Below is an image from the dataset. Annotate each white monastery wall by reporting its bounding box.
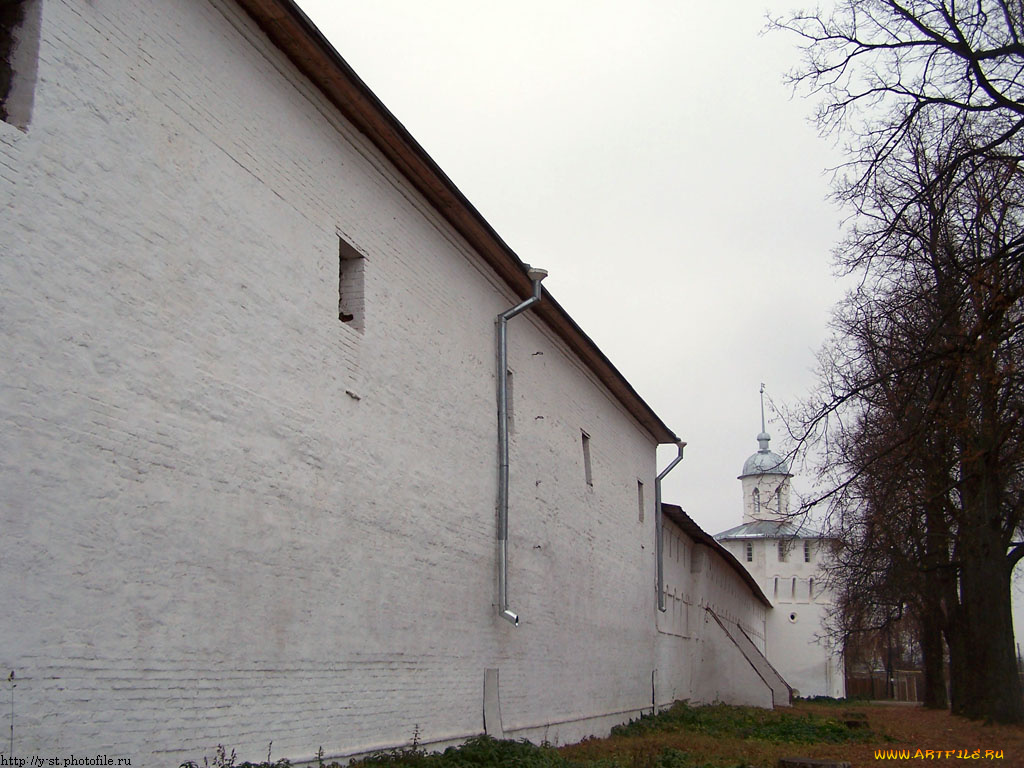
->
[691,613,774,709]
[694,545,767,655]
[654,520,697,706]
[0,0,677,763]
[690,545,772,707]
[719,537,844,698]
[656,519,771,708]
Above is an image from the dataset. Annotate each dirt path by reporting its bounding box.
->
[806,702,1024,767]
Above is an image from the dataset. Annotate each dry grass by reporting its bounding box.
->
[557,701,1024,768]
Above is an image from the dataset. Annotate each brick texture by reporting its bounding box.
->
[0,0,772,764]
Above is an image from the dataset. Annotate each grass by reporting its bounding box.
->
[341,703,872,768]
[560,701,873,768]
[182,700,1024,768]
[607,701,873,744]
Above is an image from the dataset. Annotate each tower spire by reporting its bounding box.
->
[760,382,766,433]
[757,383,770,452]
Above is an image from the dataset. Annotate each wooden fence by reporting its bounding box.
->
[845,669,923,702]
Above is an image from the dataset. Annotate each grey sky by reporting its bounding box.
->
[294,0,848,535]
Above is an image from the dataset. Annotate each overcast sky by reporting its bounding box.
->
[293,0,849,535]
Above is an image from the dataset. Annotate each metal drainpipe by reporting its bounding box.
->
[495,265,548,625]
[655,440,686,612]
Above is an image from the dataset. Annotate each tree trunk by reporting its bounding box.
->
[945,615,969,717]
[919,605,948,709]
[956,555,1020,720]
[954,465,1023,722]
[920,496,952,709]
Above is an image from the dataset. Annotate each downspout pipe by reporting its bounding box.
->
[495,265,548,625]
[655,440,686,612]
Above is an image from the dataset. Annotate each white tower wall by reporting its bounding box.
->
[716,393,845,700]
[741,474,791,522]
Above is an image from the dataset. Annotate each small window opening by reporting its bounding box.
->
[773,576,778,598]
[752,487,760,516]
[338,236,365,332]
[778,540,788,562]
[809,577,815,598]
[581,431,592,486]
[745,542,752,562]
[791,577,796,598]
[637,480,644,522]
[1,0,41,130]
[804,540,811,562]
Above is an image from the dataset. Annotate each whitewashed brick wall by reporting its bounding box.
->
[718,536,845,698]
[0,0,772,764]
[656,521,771,709]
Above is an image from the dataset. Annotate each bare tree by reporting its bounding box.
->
[772,0,1024,721]
[772,1,1024,197]
[797,116,1024,720]
[824,398,954,709]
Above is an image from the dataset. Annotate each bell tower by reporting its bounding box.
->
[739,384,792,522]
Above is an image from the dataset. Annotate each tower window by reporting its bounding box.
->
[778,540,788,562]
[804,540,811,562]
[1,0,41,130]
[637,480,644,522]
[338,236,365,332]
[745,542,752,562]
[752,487,760,516]
[581,431,592,486]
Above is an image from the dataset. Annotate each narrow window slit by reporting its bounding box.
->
[581,431,592,486]
[0,0,41,130]
[338,236,365,332]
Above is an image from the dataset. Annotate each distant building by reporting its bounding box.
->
[715,392,845,698]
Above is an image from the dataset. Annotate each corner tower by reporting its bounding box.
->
[715,385,845,699]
